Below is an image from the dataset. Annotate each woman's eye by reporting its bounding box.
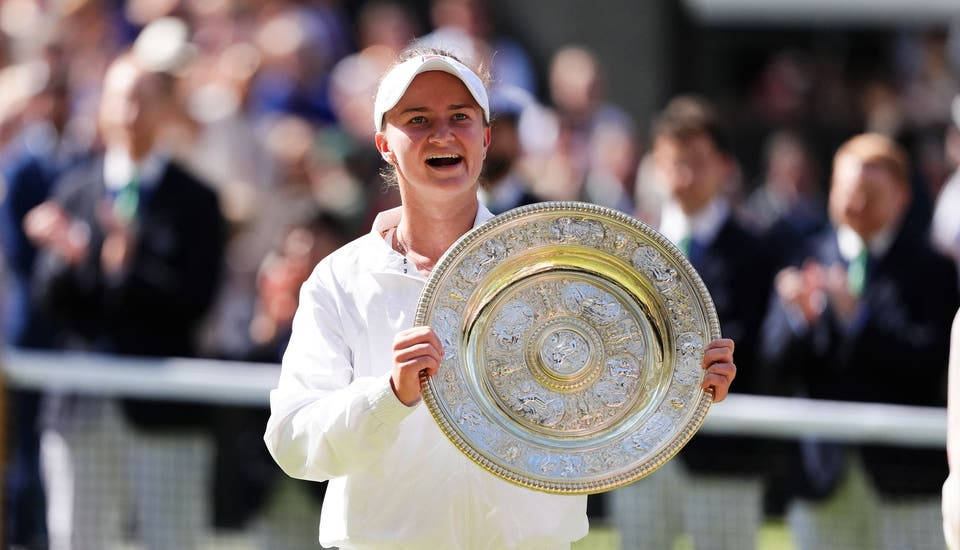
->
[452,113,469,121]
[410,116,427,124]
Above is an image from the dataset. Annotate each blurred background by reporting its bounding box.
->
[0,0,958,549]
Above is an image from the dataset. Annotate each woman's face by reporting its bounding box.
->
[375,71,490,199]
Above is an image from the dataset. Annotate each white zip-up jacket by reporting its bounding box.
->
[264,206,589,550]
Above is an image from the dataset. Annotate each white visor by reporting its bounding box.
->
[373,54,490,132]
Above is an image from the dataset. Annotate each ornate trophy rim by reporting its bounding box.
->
[416,201,720,495]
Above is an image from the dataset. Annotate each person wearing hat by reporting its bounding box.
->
[263,46,738,549]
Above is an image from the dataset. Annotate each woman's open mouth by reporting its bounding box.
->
[426,154,463,168]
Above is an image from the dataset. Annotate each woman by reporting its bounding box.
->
[263,47,737,549]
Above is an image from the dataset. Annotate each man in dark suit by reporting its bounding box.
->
[761,133,958,550]
[25,50,225,550]
[611,95,776,550]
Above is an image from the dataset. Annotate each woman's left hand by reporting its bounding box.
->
[701,338,736,402]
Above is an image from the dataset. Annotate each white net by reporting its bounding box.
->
[2,349,949,550]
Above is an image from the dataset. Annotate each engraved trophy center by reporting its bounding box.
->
[540,328,590,376]
[524,315,605,394]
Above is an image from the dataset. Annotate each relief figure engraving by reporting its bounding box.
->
[509,381,565,427]
[434,307,460,358]
[562,282,622,325]
[549,217,605,246]
[491,301,535,351]
[458,238,507,283]
[540,329,590,375]
[632,246,678,293]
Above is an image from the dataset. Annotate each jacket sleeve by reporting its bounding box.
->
[263,264,415,482]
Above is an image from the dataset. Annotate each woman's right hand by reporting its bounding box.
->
[391,326,444,406]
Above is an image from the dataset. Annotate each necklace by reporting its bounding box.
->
[394,227,435,275]
[393,227,409,256]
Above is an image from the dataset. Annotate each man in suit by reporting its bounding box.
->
[762,133,959,550]
[611,95,776,549]
[25,50,225,550]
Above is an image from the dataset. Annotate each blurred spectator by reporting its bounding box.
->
[246,0,353,124]
[478,85,542,214]
[331,0,419,144]
[611,95,776,550]
[761,133,958,550]
[327,1,422,231]
[0,40,85,550]
[581,119,639,213]
[741,129,827,268]
[748,51,814,129]
[526,45,635,205]
[547,45,632,135]
[932,96,960,268]
[25,50,225,549]
[419,0,537,95]
[633,150,668,226]
[214,209,346,549]
[248,211,346,362]
[861,79,904,138]
[44,0,129,135]
[895,29,959,131]
[131,14,282,361]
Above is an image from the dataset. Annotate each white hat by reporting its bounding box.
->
[373,54,489,132]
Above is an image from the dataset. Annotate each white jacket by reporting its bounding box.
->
[945,308,960,550]
[264,206,589,550]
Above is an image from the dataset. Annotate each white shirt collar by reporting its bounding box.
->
[836,224,896,262]
[369,204,494,278]
[103,148,166,192]
[659,198,729,246]
[371,204,494,239]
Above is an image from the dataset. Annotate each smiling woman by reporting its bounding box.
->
[371,50,493,277]
[373,49,491,189]
[262,44,737,550]
[263,47,596,550]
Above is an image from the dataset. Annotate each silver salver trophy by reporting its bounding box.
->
[416,202,721,495]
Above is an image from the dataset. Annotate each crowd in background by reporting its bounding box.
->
[0,0,958,549]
